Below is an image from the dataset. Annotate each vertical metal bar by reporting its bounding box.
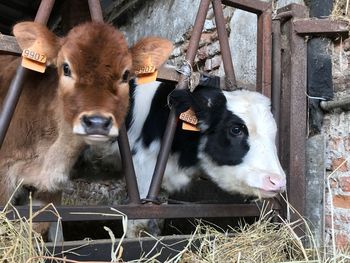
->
[117,125,140,204]
[87,0,104,22]
[87,0,140,204]
[0,67,29,147]
[256,6,272,97]
[34,0,56,24]
[272,11,293,153]
[0,0,56,149]
[272,19,281,149]
[146,0,211,201]
[271,19,283,222]
[212,0,236,89]
[278,4,308,221]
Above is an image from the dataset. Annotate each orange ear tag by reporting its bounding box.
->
[21,49,47,73]
[182,122,200,131]
[136,70,158,85]
[135,55,158,84]
[179,108,200,132]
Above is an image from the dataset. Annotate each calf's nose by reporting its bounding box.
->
[81,115,112,135]
[262,174,286,192]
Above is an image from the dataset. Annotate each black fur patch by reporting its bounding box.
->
[135,76,250,168]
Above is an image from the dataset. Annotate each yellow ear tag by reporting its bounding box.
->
[136,70,158,85]
[135,55,158,84]
[179,108,200,132]
[21,49,47,73]
[182,122,200,131]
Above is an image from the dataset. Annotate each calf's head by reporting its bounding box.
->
[171,76,286,198]
[14,22,172,144]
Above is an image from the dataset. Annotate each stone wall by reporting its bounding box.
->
[323,40,350,249]
[118,0,263,86]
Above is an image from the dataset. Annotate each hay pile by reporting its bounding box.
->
[0,205,52,263]
[177,221,312,262]
[1,185,350,262]
[166,213,317,263]
[332,0,350,23]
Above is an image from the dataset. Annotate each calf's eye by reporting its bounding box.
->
[62,63,71,77]
[122,70,130,83]
[230,125,246,136]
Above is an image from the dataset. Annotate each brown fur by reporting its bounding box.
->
[0,22,173,209]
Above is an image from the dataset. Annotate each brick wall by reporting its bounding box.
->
[168,5,234,78]
[323,40,350,249]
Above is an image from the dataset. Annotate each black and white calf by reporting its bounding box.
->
[126,75,286,201]
[79,75,286,236]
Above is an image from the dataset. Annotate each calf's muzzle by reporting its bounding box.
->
[81,115,112,136]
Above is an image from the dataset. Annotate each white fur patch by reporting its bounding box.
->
[128,81,160,146]
[132,139,193,197]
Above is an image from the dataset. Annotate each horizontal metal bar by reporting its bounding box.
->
[0,35,21,54]
[47,235,193,261]
[294,19,349,37]
[222,0,269,14]
[320,97,350,111]
[4,203,281,222]
[157,64,180,83]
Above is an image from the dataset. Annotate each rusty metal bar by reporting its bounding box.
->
[117,125,140,204]
[145,0,211,202]
[294,19,349,37]
[87,0,140,204]
[87,0,104,22]
[47,235,191,261]
[222,0,269,14]
[320,97,350,111]
[212,0,236,89]
[34,0,56,24]
[0,0,55,149]
[278,4,308,220]
[271,19,283,218]
[6,203,280,221]
[256,5,272,97]
[272,19,281,146]
[157,64,180,83]
[0,67,29,147]
[0,35,21,54]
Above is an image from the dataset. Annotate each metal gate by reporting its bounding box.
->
[0,0,348,260]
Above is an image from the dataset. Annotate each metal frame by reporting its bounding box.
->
[4,0,346,232]
[0,0,278,222]
[1,0,348,259]
[144,0,274,206]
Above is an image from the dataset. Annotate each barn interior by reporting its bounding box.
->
[0,0,259,241]
[1,0,349,261]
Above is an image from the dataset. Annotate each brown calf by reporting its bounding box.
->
[0,22,172,207]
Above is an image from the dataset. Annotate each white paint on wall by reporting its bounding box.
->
[275,0,305,9]
[120,0,201,45]
[229,9,257,85]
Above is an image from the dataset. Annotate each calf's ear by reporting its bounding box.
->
[168,89,192,116]
[130,37,173,71]
[13,22,60,65]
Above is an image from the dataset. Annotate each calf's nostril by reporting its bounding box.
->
[269,177,277,186]
[103,117,112,129]
[81,115,113,132]
[82,115,92,128]
[268,175,285,190]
